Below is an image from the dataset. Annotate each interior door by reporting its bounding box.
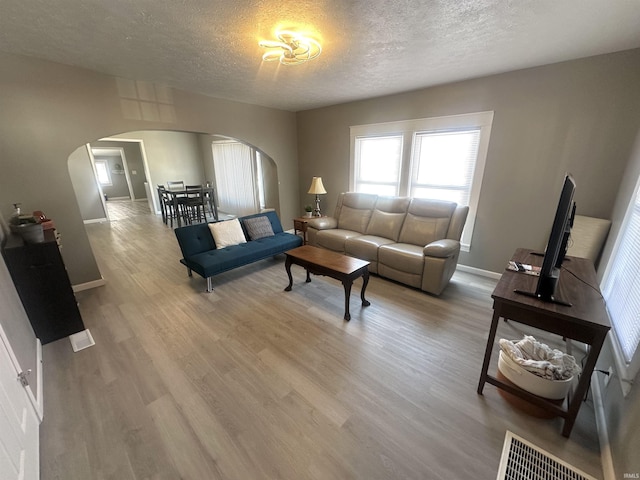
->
[0,326,39,480]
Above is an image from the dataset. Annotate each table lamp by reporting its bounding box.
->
[307,177,327,217]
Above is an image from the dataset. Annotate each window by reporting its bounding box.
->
[350,112,494,250]
[410,129,480,206]
[354,135,403,195]
[212,141,263,216]
[94,160,112,186]
[601,174,640,386]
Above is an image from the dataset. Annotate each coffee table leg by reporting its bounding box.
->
[306,269,311,283]
[284,256,293,291]
[361,269,371,307]
[342,279,352,321]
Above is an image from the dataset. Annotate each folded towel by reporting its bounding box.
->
[499,335,581,380]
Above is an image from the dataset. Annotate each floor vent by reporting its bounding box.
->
[497,431,597,480]
[69,329,95,352]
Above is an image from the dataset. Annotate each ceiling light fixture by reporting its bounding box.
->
[259,30,322,65]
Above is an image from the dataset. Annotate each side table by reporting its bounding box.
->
[293,216,313,244]
[477,248,610,437]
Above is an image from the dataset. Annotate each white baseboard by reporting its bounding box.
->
[456,263,502,280]
[591,371,616,480]
[72,277,107,292]
[83,218,108,224]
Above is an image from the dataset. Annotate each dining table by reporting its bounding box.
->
[165,186,218,227]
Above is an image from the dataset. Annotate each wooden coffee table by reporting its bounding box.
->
[284,245,371,321]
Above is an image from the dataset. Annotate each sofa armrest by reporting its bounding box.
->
[307,217,338,230]
[423,239,459,258]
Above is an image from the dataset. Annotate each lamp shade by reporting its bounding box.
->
[307,177,327,195]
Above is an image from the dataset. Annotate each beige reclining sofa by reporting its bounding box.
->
[306,192,469,295]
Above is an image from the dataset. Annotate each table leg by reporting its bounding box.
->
[305,269,311,283]
[342,279,353,321]
[477,309,501,394]
[561,332,607,437]
[361,269,371,307]
[284,256,293,291]
[173,196,182,227]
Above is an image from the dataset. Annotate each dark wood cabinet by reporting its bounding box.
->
[2,229,85,344]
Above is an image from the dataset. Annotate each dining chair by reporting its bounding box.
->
[184,185,206,224]
[157,185,168,224]
[167,180,185,191]
[203,184,218,221]
[158,185,182,227]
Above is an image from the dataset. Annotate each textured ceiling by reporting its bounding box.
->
[1,0,639,112]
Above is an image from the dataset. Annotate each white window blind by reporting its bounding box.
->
[602,178,640,377]
[354,135,403,195]
[212,142,259,217]
[410,129,480,206]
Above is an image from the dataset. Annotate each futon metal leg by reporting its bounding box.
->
[206,277,213,292]
[187,268,192,277]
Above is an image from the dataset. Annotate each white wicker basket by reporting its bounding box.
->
[498,351,573,400]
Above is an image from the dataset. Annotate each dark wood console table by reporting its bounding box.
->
[477,248,610,437]
[2,230,86,344]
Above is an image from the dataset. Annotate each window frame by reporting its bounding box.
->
[601,173,640,392]
[349,111,494,251]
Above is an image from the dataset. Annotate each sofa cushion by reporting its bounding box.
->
[345,235,395,267]
[336,192,377,233]
[209,219,247,249]
[338,206,373,233]
[242,215,275,240]
[378,243,425,275]
[316,229,363,253]
[398,199,456,246]
[366,210,406,241]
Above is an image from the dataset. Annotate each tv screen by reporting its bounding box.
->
[516,174,576,306]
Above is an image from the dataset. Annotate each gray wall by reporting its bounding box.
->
[296,49,640,274]
[68,146,106,222]
[0,51,299,287]
[94,154,130,199]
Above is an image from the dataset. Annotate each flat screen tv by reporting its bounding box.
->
[515,174,576,306]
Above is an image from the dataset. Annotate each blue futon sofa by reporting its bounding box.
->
[174,211,303,292]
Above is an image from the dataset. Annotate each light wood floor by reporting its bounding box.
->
[105,198,153,221]
[40,201,603,479]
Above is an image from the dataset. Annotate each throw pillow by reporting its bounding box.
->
[208,219,247,249]
[243,215,275,240]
